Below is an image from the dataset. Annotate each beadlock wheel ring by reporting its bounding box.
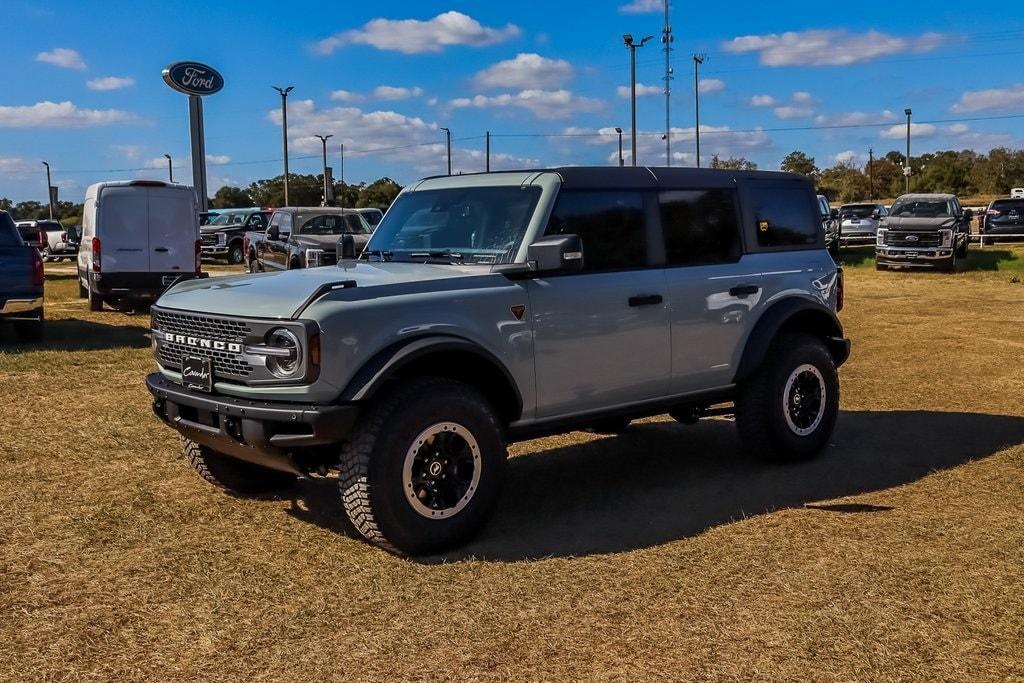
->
[782,364,826,437]
[402,422,482,519]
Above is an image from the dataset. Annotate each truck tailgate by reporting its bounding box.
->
[0,245,38,300]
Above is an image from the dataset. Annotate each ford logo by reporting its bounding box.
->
[905,235,919,242]
[162,61,224,97]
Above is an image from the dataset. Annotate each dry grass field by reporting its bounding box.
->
[2,251,1023,681]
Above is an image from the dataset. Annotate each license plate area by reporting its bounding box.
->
[162,275,181,286]
[182,356,213,392]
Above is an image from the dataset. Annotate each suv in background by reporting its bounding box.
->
[250,207,372,271]
[817,194,840,260]
[147,167,849,555]
[876,193,971,271]
[839,203,887,243]
[200,208,272,264]
[981,198,1024,243]
[0,211,45,340]
[355,207,385,230]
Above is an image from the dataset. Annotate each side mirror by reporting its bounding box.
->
[266,225,279,241]
[337,234,357,260]
[829,208,840,220]
[871,210,880,220]
[527,235,584,273]
[963,208,974,221]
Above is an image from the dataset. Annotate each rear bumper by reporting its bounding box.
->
[146,372,358,475]
[0,296,43,317]
[91,271,207,299]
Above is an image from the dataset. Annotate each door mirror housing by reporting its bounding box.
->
[266,225,279,241]
[962,208,974,221]
[829,208,840,220]
[527,235,584,273]
[871,210,881,220]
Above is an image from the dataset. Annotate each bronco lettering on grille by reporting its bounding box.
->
[163,332,241,354]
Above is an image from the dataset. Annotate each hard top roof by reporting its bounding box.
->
[413,166,808,190]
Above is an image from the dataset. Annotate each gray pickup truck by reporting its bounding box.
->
[147,167,850,555]
[876,193,971,271]
[249,207,372,272]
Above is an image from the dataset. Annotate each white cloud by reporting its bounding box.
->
[36,47,86,70]
[619,0,662,13]
[473,53,574,90]
[0,101,139,128]
[792,91,815,104]
[452,89,603,119]
[698,79,726,94]
[372,86,424,101]
[833,150,859,165]
[111,144,141,159]
[880,122,937,139]
[313,11,521,55]
[947,123,970,135]
[206,154,231,165]
[617,83,662,98]
[749,94,778,107]
[950,84,1024,113]
[723,30,946,67]
[774,106,814,119]
[330,90,363,103]
[814,110,896,126]
[86,76,135,91]
[0,157,35,177]
[570,124,771,166]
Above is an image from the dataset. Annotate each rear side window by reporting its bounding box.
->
[546,190,646,271]
[659,189,741,266]
[750,186,820,248]
[0,213,20,246]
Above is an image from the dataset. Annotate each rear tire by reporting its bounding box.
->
[180,437,296,496]
[735,333,839,462]
[87,285,103,311]
[338,377,507,555]
[14,309,44,342]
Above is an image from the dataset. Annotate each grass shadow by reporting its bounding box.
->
[0,317,150,353]
[838,246,877,269]
[961,249,1024,272]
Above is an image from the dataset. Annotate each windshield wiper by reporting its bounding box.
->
[409,250,465,264]
[362,249,393,262]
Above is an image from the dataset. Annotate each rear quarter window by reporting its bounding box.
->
[748,185,821,249]
[0,214,21,246]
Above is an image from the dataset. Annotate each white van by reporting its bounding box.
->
[1011,187,1024,198]
[78,181,204,311]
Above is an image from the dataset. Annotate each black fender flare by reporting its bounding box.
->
[733,298,850,384]
[339,335,524,420]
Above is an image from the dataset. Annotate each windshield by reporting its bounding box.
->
[209,213,247,226]
[841,204,878,218]
[297,213,371,236]
[363,186,542,264]
[889,199,953,218]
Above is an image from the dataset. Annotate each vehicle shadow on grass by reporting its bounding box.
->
[962,249,1023,272]
[0,318,150,353]
[283,410,1024,562]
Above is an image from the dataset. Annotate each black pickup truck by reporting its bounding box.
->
[200,208,272,264]
[0,210,44,340]
[249,207,372,271]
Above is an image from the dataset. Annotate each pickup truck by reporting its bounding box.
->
[200,208,272,264]
[1,210,44,340]
[249,207,372,272]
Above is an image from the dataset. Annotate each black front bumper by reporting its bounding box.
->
[147,372,358,474]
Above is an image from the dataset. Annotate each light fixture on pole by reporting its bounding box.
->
[615,127,624,167]
[163,154,173,183]
[314,134,333,206]
[624,33,654,168]
[904,108,913,193]
[440,127,452,176]
[41,161,53,220]
[693,53,706,168]
[272,85,294,206]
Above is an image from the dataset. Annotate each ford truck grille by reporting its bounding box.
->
[153,310,253,378]
[884,231,941,247]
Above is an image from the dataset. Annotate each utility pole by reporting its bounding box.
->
[486,131,491,172]
[904,108,912,193]
[314,134,333,206]
[340,143,345,196]
[440,127,452,175]
[624,34,654,167]
[272,86,294,205]
[41,161,53,220]
[662,0,674,166]
[868,148,874,200]
[615,127,624,167]
[163,154,174,183]
[693,54,706,168]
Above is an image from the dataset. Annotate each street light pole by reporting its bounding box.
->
[624,34,654,167]
[314,134,333,206]
[868,148,874,200]
[662,0,673,166]
[615,127,624,167]
[904,108,912,193]
[340,143,345,207]
[440,127,452,175]
[163,154,173,183]
[273,86,294,205]
[693,54,706,168]
[41,161,53,220]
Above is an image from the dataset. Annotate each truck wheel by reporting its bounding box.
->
[14,309,44,342]
[228,243,245,265]
[338,377,507,555]
[940,253,957,273]
[180,437,296,496]
[87,285,103,312]
[956,241,968,259]
[735,333,839,462]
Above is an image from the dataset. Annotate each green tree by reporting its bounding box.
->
[211,186,254,209]
[247,174,324,207]
[818,163,870,203]
[780,150,818,177]
[332,181,362,208]
[864,156,902,200]
[357,177,402,208]
[11,200,46,220]
[0,198,13,212]
[709,155,757,170]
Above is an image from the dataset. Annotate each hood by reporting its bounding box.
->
[883,216,956,231]
[200,224,237,234]
[157,261,498,319]
[291,233,371,250]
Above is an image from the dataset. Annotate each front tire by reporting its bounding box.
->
[338,377,507,555]
[228,242,245,265]
[181,437,296,496]
[735,333,839,462]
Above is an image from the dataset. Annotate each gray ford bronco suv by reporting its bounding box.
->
[147,167,850,555]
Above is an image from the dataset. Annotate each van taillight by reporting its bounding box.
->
[195,239,202,274]
[31,249,44,287]
[836,268,845,313]
[92,237,101,272]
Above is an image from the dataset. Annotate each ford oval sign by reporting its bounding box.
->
[162,61,224,97]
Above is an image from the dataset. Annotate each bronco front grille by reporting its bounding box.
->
[884,231,941,247]
[153,310,254,378]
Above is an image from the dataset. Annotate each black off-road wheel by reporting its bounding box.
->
[180,436,296,496]
[338,377,507,555]
[735,333,839,462]
[14,309,44,342]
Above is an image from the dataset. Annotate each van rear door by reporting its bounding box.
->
[97,186,149,272]
[148,186,196,273]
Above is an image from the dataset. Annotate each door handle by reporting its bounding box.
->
[154,247,169,253]
[729,284,759,297]
[628,294,663,307]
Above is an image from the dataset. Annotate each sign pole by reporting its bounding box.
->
[188,95,208,211]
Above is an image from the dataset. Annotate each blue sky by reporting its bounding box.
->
[3,0,1023,202]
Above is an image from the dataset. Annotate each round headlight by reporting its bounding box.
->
[265,328,302,378]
